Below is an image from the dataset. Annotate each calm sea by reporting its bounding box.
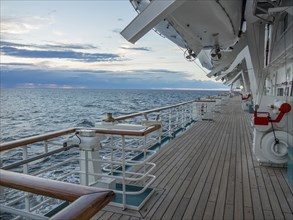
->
[0,89,222,142]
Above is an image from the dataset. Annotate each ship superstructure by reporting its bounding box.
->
[1,1,293,219]
[122,0,293,165]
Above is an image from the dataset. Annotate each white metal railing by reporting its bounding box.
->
[0,97,222,218]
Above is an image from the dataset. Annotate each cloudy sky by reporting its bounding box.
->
[1,0,227,89]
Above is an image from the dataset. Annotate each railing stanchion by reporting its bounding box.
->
[184,104,187,127]
[181,105,184,129]
[110,136,114,176]
[0,160,3,196]
[121,135,126,210]
[169,108,172,137]
[85,151,89,186]
[22,145,30,213]
[190,103,192,123]
[80,149,89,186]
[44,141,48,154]
[143,136,147,185]
[176,107,179,131]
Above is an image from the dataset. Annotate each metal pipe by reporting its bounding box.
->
[121,135,126,210]
[1,145,76,170]
[0,205,48,220]
[22,146,30,212]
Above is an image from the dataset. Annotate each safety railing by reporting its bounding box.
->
[0,126,160,215]
[0,97,221,217]
[112,99,217,138]
[0,169,114,220]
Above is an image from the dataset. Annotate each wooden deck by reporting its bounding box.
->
[92,97,293,220]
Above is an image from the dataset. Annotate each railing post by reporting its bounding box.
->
[44,141,49,162]
[80,150,89,186]
[212,103,215,120]
[110,136,114,176]
[143,136,147,185]
[0,160,3,197]
[22,145,30,213]
[184,104,187,127]
[190,103,193,123]
[181,105,184,128]
[121,135,126,210]
[143,113,148,121]
[44,141,48,154]
[176,107,179,130]
[22,146,28,174]
[169,108,172,137]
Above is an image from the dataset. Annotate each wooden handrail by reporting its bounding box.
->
[0,125,161,152]
[0,128,77,151]
[88,124,161,137]
[0,169,114,220]
[50,192,113,220]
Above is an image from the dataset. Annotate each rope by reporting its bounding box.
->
[268,116,279,144]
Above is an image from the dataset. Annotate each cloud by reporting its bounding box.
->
[17,83,85,89]
[1,62,34,67]
[41,43,98,50]
[1,41,98,50]
[0,67,228,90]
[1,41,121,63]
[120,46,152,52]
[1,15,53,35]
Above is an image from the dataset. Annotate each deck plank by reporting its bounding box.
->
[97,97,293,220]
[118,215,131,220]
[91,211,105,220]
[268,169,292,214]
[99,212,113,220]
[225,115,236,206]
[261,167,285,219]
[109,213,122,220]
[242,116,264,220]
[240,117,253,210]
[213,115,234,219]
[274,169,293,212]
[129,217,140,220]
[235,114,244,220]
[141,124,214,218]
[203,201,216,220]
[192,116,230,219]
[151,123,217,219]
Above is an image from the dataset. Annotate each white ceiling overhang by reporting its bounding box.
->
[121,0,186,44]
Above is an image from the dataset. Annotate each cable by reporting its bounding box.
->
[177,45,209,76]
[75,133,82,145]
[269,116,280,145]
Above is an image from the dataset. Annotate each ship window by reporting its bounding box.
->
[277,88,284,96]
